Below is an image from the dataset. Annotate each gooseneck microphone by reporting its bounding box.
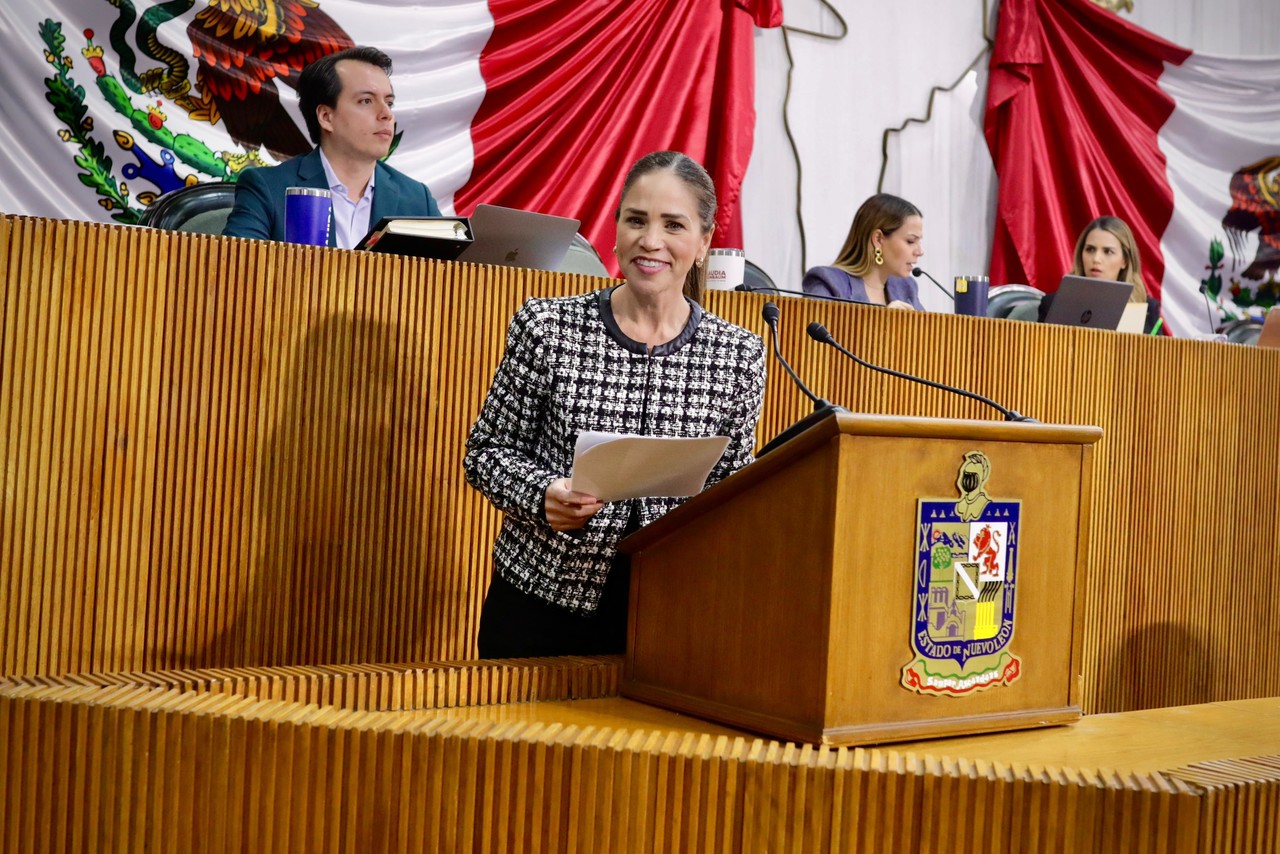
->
[912,267,954,302]
[757,303,847,456]
[737,283,867,306]
[806,321,1038,423]
[1197,278,1218,333]
[741,275,953,308]
[762,302,827,410]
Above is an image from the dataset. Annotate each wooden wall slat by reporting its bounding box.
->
[3,216,1279,720]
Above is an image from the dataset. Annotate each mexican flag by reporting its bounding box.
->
[984,0,1280,337]
[0,0,782,272]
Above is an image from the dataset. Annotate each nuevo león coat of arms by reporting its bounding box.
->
[901,451,1022,696]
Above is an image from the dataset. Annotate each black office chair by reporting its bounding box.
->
[138,181,238,235]
[987,284,1044,321]
[557,232,612,277]
[1221,317,1263,345]
[741,259,778,294]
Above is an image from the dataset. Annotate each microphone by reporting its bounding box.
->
[736,283,868,306]
[806,321,1038,423]
[1197,279,1218,333]
[756,303,847,457]
[762,302,827,411]
[913,267,954,302]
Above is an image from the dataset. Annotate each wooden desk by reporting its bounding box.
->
[2,659,1276,852]
[431,694,1280,778]
[3,214,1279,724]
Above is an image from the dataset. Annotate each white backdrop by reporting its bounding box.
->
[741,0,1280,311]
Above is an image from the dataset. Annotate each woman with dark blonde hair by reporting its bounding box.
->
[802,193,926,310]
[464,151,766,658]
[1070,215,1144,290]
[1041,215,1161,332]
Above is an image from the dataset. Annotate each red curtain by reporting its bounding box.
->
[455,0,782,274]
[983,0,1190,295]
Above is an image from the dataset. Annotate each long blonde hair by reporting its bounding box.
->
[1071,216,1146,303]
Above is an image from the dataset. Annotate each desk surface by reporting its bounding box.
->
[6,660,1278,852]
[426,694,1280,775]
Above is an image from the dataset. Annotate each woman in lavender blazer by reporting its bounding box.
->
[802,193,926,311]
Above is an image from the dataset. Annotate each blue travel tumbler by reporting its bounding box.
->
[284,187,333,246]
[953,275,991,317]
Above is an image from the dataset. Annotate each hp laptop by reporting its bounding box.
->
[454,204,580,271]
[1041,274,1133,331]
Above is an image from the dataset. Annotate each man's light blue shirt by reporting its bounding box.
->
[319,148,376,250]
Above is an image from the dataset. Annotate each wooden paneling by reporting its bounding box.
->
[2,662,1278,853]
[0,216,601,675]
[3,216,1279,720]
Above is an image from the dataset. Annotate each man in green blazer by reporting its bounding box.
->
[223,46,440,248]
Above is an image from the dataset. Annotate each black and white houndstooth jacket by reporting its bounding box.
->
[464,287,766,615]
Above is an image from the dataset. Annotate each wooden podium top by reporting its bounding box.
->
[823,412,1103,444]
[621,410,1102,554]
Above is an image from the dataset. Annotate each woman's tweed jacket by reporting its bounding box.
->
[464,287,766,615]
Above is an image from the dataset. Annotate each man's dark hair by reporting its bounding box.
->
[297,46,393,146]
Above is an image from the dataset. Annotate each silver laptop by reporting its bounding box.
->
[1042,274,1133,330]
[454,204,580,271]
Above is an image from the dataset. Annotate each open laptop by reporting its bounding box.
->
[454,204,580,271]
[1041,274,1133,331]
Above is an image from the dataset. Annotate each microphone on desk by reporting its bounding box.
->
[1197,278,1219,333]
[757,303,847,457]
[763,302,830,411]
[740,276,952,309]
[913,267,954,303]
[736,283,867,306]
[805,321,1038,423]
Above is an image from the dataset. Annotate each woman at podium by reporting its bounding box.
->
[464,151,766,659]
[801,193,926,310]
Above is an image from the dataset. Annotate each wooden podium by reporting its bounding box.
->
[620,412,1102,746]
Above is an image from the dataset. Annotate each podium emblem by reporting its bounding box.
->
[902,451,1023,696]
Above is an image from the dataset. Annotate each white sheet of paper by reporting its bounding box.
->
[1117,301,1147,334]
[569,431,730,502]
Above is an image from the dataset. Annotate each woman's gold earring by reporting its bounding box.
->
[696,257,704,268]
[874,247,884,265]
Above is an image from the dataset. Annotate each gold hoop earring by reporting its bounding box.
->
[874,247,884,265]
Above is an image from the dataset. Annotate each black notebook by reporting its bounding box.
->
[356,216,473,261]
